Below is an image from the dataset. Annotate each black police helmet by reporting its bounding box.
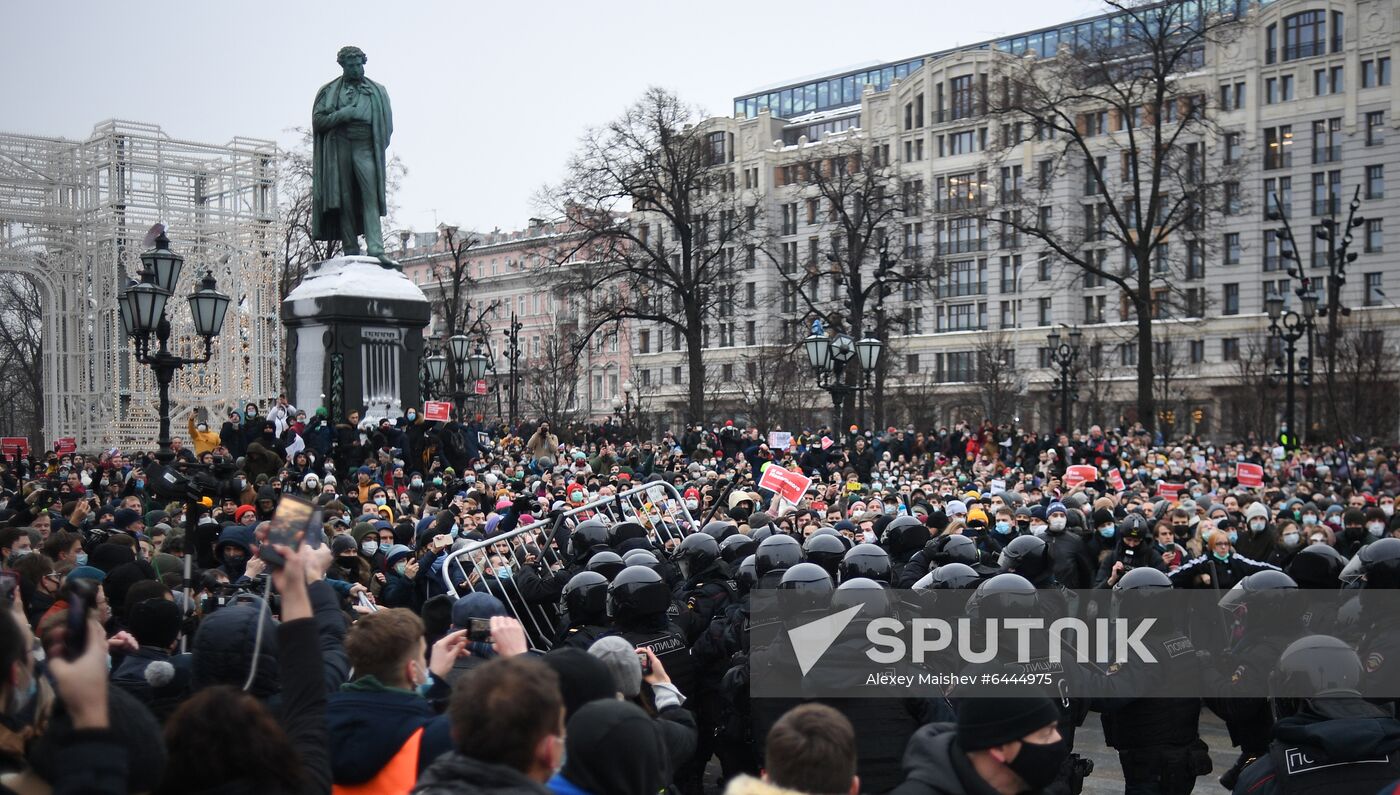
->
[1287,543,1348,589]
[562,570,609,625]
[586,550,626,581]
[778,562,834,593]
[803,532,848,578]
[882,515,929,553]
[622,548,659,567]
[969,572,1038,619]
[606,565,671,623]
[702,521,740,542]
[830,576,893,617]
[1269,634,1364,720]
[933,562,982,589]
[567,519,609,564]
[838,543,892,585]
[1342,536,1400,588]
[755,534,804,578]
[735,554,758,595]
[673,532,720,580]
[997,535,1051,580]
[1114,566,1172,590]
[719,533,757,566]
[607,521,647,548]
[926,533,978,567]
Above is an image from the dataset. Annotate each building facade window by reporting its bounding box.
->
[1282,11,1326,61]
[1223,283,1240,315]
[1224,233,1241,265]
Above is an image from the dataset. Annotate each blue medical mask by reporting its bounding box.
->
[1227,531,1238,543]
[374,496,387,506]
[495,564,512,580]
[994,520,1012,535]
[1098,525,1116,539]
[75,552,88,567]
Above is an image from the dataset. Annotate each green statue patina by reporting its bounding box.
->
[311,46,396,269]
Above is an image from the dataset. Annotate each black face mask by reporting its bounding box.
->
[1005,736,1070,790]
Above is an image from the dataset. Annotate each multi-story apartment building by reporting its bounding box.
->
[632,0,1398,440]
[400,219,632,424]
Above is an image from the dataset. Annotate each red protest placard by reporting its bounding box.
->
[53,438,77,455]
[1237,462,1265,488]
[820,437,833,450]
[759,463,812,505]
[474,379,488,396]
[1157,482,1185,500]
[423,401,452,422]
[0,438,28,460]
[1064,465,1098,488]
[1107,469,1125,492]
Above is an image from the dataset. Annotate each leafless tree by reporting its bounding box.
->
[972,330,1026,425]
[1331,318,1399,443]
[1223,333,1280,443]
[734,345,822,433]
[763,136,936,429]
[425,224,503,390]
[985,0,1244,432]
[0,274,43,441]
[889,369,944,430]
[539,87,749,424]
[523,322,582,427]
[1149,331,1195,437]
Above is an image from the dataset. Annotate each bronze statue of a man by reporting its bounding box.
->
[311,46,395,268]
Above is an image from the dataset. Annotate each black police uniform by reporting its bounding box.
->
[1232,699,1400,794]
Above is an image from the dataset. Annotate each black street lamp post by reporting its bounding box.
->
[1266,286,1318,449]
[447,333,472,419]
[801,320,882,446]
[1046,325,1082,435]
[423,347,447,402]
[1269,186,1366,441]
[118,230,231,463]
[503,313,522,430]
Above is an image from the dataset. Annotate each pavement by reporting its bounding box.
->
[1075,711,1240,794]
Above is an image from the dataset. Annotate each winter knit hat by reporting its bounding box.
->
[588,635,642,698]
[957,696,1060,750]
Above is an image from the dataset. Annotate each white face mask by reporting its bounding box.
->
[1249,519,1267,532]
[1030,523,1047,536]
[360,539,379,556]
[1048,517,1067,531]
[1281,531,1301,548]
[1384,504,1395,517]
[1368,522,1386,538]
[862,530,877,543]
[684,499,698,511]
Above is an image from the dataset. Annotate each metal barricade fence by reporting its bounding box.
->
[439,481,699,649]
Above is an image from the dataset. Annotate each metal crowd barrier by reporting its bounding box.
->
[439,481,699,649]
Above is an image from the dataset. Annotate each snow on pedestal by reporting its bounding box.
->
[281,256,430,422]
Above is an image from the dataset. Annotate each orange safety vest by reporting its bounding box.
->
[332,727,423,795]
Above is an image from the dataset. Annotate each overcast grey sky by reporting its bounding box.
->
[4,0,1101,234]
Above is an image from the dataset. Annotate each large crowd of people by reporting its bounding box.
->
[4,397,1400,794]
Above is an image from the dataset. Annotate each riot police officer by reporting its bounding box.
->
[555,570,612,649]
[672,532,738,644]
[1199,569,1302,789]
[1097,567,1211,794]
[1232,635,1400,793]
[607,564,695,696]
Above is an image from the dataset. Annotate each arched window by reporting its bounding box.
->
[1282,10,1326,61]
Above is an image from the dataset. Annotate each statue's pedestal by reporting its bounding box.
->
[281,256,430,423]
